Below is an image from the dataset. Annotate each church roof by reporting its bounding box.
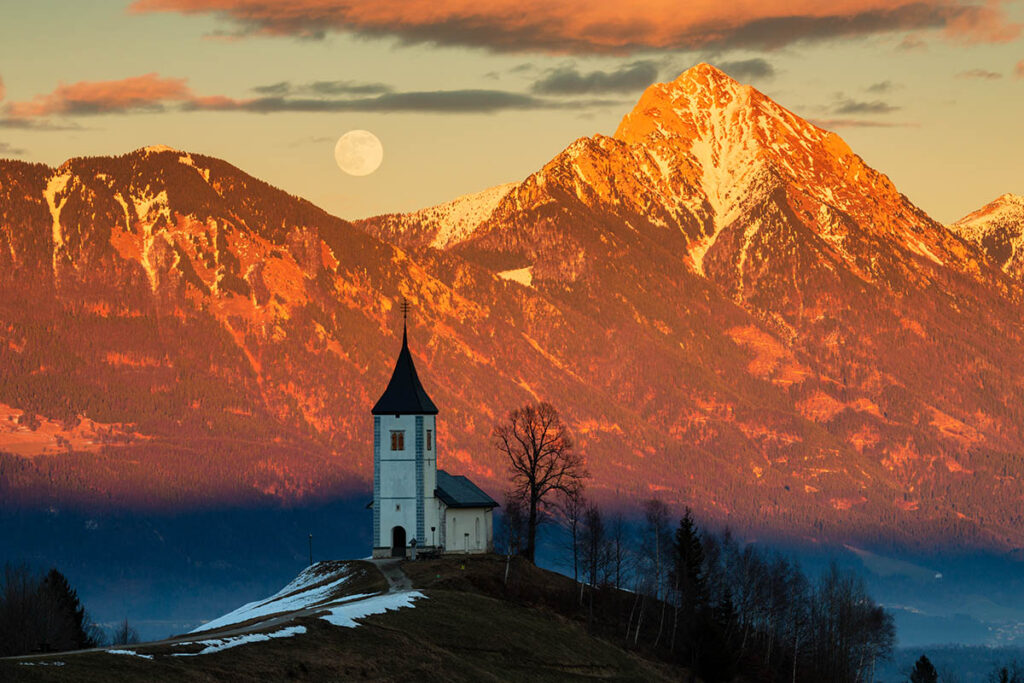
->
[435,470,499,509]
[371,326,438,416]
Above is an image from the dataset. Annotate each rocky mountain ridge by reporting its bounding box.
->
[949,193,1024,279]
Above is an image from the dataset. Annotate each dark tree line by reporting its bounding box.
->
[501,495,896,682]
[907,652,1024,683]
[0,564,101,656]
[495,402,895,681]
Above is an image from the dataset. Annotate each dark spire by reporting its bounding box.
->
[371,300,438,416]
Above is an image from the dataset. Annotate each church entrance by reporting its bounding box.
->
[391,526,406,558]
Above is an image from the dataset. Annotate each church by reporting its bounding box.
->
[370,317,498,559]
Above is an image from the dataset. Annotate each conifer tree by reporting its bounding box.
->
[910,654,939,683]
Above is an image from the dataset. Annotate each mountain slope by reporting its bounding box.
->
[3,66,1024,551]
[949,193,1024,279]
[359,182,517,250]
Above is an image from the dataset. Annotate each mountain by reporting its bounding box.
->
[361,64,1024,550]
[949,193,1024,279]
[3,66,1024,553]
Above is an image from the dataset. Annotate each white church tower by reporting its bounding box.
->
[371,311,440,558]
[371,305,498,559]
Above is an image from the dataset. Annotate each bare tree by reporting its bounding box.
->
[609,511,628,590]
[111,618,139,646]
[494,402,588,563]
[559,487,586,595]
[987,662,1023,683]
[642,498,672,648]
[581,503,607,589]
[500,492,528,585]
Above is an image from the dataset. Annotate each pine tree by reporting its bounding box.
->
[39,568,98,651]
[910,654,939,683]
[0,564,98,656]
[669,508,708,660]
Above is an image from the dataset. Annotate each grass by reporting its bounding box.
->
[0,556,679,682]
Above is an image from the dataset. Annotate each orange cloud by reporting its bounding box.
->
[5,74,614,118]
[129,0,1021,52]
[6,73,192,117]
[1017,59,1024,78]
[943,1,1021,42]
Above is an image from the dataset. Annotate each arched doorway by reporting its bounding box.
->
[391,526,406,558]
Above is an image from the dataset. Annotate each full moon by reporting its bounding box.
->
[334,130,383,177]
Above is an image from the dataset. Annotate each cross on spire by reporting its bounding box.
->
[401,298,410,332]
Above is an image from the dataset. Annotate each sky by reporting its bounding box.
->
[0,0,1021,224]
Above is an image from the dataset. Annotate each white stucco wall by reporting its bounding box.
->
[443,507,493,554]
[374,413,438,556]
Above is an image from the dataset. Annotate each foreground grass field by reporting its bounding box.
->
[0,556,678,682]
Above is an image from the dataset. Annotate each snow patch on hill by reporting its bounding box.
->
[133,189,170,227]
[43,171,72,268]
[320,591,425,627]
[173,626,307,656]
[188,560,425,651]
[191,563,357,633]
[178,153,211,182]
[497,266,533,287]
[108,649,155,660]
[140,145,180,155]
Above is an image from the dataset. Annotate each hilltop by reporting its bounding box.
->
[0,558,676,682]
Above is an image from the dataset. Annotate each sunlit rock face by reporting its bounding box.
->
[949,194,1024,279]
[3,68,1024,554]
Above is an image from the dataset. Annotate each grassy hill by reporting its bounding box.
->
[0,556,679,682]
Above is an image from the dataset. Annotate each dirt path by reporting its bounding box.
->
[368,559,412,592]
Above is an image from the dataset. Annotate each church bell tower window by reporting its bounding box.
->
[426,429,433,451]
[390,430,405,451]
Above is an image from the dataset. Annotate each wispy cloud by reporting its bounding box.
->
[833,97,900,115]
[129,0,1022,54]
[191,90,618,113]
[252,80,392,96]
[290,135,335,147]
[716,58,775,80]
[1016,59,1024,79]
[812,118,916,128]
[866,80,896,93]
[897,34,928,50]
[0,142,26,156]
[0,118,82,131]
[957,68,1002,79]
[5,73,193,117]
[7,73,617,118]
[530,61,659,95]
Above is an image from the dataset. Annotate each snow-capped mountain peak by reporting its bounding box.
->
[949,193,1024,277]
[363,62,972,287]
[614,62,860,224]
[356,182,517,250]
